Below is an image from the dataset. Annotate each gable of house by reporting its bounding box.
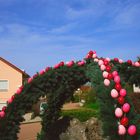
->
[0,57,29,105]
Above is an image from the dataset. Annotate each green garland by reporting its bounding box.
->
[0,51,140,140]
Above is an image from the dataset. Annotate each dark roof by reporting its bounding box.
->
[0,57,30,77]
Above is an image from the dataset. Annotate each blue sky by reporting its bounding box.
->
[0,0,140,75]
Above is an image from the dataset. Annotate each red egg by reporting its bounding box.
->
[120,117,129,126]
[108,73,113,80]
[115,83,122,91]
[114,58,119,62]
[104,60,109,66]
[106,65,111,72]
[118,96,125,105]
[127,60,132,65]
[88,50,93,56]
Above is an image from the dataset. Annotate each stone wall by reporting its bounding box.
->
[45,117,107,140]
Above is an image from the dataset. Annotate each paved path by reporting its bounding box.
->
[22,103,80,123]
[18,103,81,140]
[18,122,41,140]
[62,102,80,110]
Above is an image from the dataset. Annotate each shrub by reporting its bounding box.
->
[61,108,99,122]
[129,93,140,114]
[84,101,99,110]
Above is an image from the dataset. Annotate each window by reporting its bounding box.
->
[0,80,9,91]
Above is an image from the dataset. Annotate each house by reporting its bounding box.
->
[80,85,92,92]
[0,57,29,109]
[133,84,140,93]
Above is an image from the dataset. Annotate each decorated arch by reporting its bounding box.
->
[0,51,140,140]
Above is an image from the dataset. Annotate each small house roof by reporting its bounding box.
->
[0,57,30,78]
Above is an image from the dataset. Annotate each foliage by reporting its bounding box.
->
[129,93,140,114]
[124,83,133,94]
[112,61,140,87]
[86,60,140,140]
[72,87,96,103]
[0,64,88,140]
[84,89,97,103]
[61,108,99,122]
[0,52,140,140]
[72,94,80,102]
[84,101,99,110]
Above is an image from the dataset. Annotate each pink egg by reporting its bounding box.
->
[111,89,119,98]
[94,58,99,62]
[92,53,97,58]
[85,54,89,59]
[135,62,140,67]
[45,67,50,72]
[104,79,110,86]
[118,125,126,135]
[100,65,106,71]
[66,61,74,67]
[122,103,130,113]
[120,89,127,97]
[28,77,33,83]
[98,60,104,66]
[0,111,5,118]
[105,57,110,62]
[102,71,109,78]
[78,61,85,66]
[115,108,123,118]
[112,71,118,77]
[16,88,22,95]
[7,97,13,104]
[39,70,45,75]
[119,59,123,64]
[114,76,121,83]
[54,64,60,69]
[128,125,137,136]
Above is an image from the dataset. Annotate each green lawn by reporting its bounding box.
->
[61,102,99,122]
[84,101,99,110]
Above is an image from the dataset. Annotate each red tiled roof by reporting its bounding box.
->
[80,86,92,92]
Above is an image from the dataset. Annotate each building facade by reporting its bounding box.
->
[0,57,29,109]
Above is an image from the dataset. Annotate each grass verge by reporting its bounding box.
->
[61,108,99,122]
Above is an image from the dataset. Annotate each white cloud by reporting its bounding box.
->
[0,23,104,50]
[0,0,140,75]
[48,22,78,34]
[65,0,107,21]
